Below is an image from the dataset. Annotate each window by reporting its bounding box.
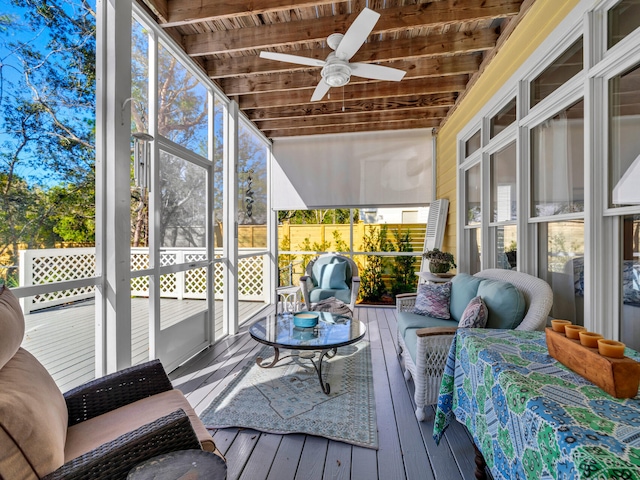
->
[490,98,516,139]
[490,142,517,222]
[538,220,585,324]
[465,130,481,158]
[531,99,585,216]
[465,163,482,226]
[531,37,583,107]
[494,225,517,270]
[609,63,640,208]
[608,0,640,49]
[620,215,640,351]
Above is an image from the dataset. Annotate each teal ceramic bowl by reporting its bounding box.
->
[293,311,319,328]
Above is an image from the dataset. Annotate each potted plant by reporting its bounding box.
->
[423,248,456,274]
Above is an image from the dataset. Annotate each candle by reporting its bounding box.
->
[579,331,603,348]
[551,319,572,333]
[564,324,586,340]
[598,339,626,358]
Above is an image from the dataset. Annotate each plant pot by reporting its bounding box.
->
[429,262,450,274]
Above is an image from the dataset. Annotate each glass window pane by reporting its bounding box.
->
[158,42,208,155]
[490,98,517,138]
[620,215,640,351]
[531,37,583,107]
[159,267,208,331]
[159,150,207,250]
[609,63,640,208]
[538,220,585,325]
[467,228,482,275]
[494,225,517,270]
[490,142,517,222]
[608,0,640,49]
[238,120,268,249]
[465,130,481,158]
[531,99,585,217]
[465,163,481,226]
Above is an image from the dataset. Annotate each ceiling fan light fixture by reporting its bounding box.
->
[322,63,351,87]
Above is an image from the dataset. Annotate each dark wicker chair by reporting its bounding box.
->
[0,286,223,480]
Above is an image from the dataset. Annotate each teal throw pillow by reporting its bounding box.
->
[319,262,349,290]
[477,279,526,329]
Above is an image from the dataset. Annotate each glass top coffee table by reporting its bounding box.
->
[249,312,366,395]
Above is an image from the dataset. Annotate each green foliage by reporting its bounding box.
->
[278,235,294,286]
[391,227,417,296]
[359,225,392,302]
[332,230,349,253]
[278,209,359,225]
[298,237,331,272]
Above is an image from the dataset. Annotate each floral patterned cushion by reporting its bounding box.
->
[413,282,452,320]
[458,296,488,328]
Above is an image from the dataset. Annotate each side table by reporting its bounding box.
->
[127,449,227,480]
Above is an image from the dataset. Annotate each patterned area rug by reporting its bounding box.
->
[199,341,378,449]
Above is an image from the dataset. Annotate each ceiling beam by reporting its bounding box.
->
[264,118,441,138]
[207,29,498,78]
[254,107,449,131]
[220,54,482,96]
[159,0,337,27]
[245,93,458,121]
[183,0,521,56]
[238,75,469,109]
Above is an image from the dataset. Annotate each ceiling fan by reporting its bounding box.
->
[259,8,406,102]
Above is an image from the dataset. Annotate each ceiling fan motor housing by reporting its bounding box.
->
[321,53,351,87]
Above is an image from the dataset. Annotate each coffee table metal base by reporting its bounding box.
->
[256,346,337,395]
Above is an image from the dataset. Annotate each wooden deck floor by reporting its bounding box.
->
[22,298,267,392]
[170,305,479,480]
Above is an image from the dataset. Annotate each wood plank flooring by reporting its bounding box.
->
[170,306,479,480]
[22,298,267,392]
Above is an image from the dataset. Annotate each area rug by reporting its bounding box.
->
[199,341,378,449]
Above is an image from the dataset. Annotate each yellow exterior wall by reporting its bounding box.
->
[436,0,581,258]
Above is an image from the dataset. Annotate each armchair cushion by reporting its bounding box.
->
[413,282,452,320]
[0,348,68,479]
[397,311,456,337]
[309,288,352,305]
[319,262,349,290]
[64,389,215,462]
[0,287,24,370]
[458,296,488,329]
[477,279,526,329]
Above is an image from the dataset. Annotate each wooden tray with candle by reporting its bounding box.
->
[545,328,640,399]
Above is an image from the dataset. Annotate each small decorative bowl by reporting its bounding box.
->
[564,324,586,340]
[579,331,603,348]
[551,319,572,333]
[293,311,319,328]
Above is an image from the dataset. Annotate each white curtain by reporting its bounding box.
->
[271,128,433,209]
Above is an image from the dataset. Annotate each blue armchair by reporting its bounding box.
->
[299,254,360,311]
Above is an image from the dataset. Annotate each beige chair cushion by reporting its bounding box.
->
[0,348,68,480]
[65,389,218,462]
[0,287,25,370]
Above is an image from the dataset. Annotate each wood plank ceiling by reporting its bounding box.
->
[137,0,532,138]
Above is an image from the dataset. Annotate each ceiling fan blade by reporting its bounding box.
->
[335,8,380,61]
[350,63,406,82]
[311,79,331,102]
[259,51,325,68]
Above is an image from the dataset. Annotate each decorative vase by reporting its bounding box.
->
[429,261,450,274]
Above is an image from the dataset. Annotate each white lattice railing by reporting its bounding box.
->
[19,247,268,313]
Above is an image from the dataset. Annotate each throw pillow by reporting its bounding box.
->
[413,282,452,320]
[319,262,349,290]
[458,296,488,328]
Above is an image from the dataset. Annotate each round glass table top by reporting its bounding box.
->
[249,312,366,350]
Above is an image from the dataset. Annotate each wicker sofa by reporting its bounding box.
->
[0,286,223,480]
[396,269,553,421]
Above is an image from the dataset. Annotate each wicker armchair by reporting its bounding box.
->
[0,286,223,480]
[397,269,553,420]
[300,253,360,311]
